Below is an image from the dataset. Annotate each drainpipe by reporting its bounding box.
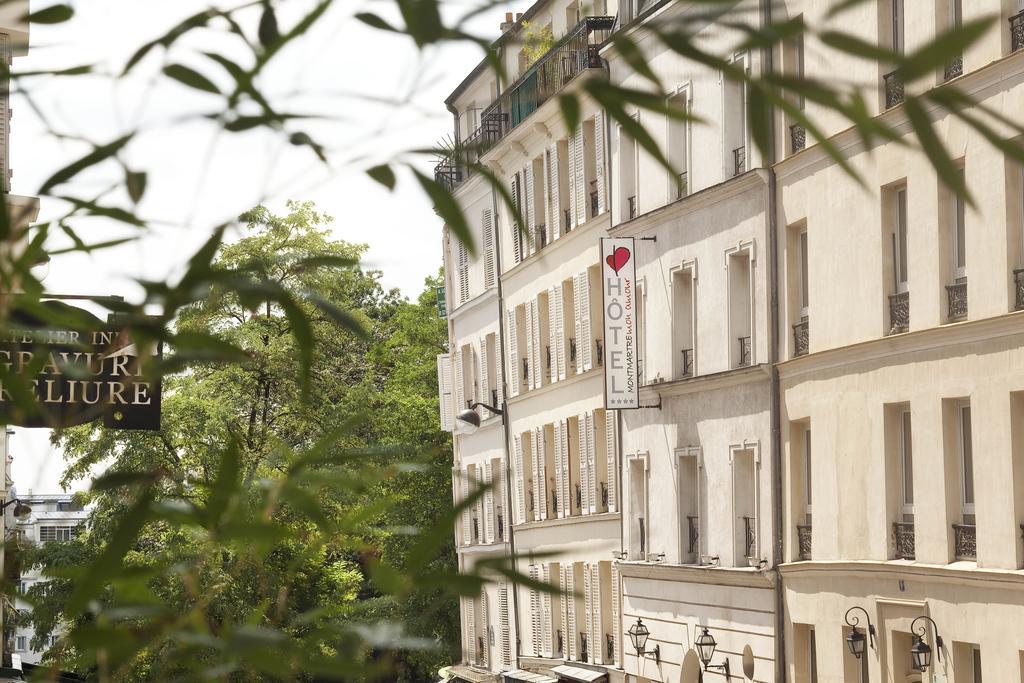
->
[759,0,786,681]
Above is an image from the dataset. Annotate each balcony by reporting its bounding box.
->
[1014,268,1024,310]
[1012,10,1024,53]
[738,336,752,367]
[888,291,909,334]
[884,70,905,109]
[793,318,809,357]
[687,515,699,555]
[680,348,694,378]
[790,123,806,153]
[797,524,812,560]
[946,280,967,321]
[733,146,746,176]
[893,521,915,560]
[953,523,977,560]
[742,516,756,558]
[944,55,963,81]
[434,161,462,191]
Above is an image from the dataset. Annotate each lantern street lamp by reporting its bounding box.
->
[844,606,876,659]
[694,627,731,679]
[909,616,944,672]
[455,403,504,434]
[627,618,659,663]
[0,499,31,519]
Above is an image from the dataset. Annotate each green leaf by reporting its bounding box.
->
[367,164,397,190]
[258,3,280,48]
[354,12,399,32]
[123,9,219,74]
[39,134,133,195]
[559,94,581,135]
[28,4,73,24]
[126,170,147,204]
[163,64,221,95]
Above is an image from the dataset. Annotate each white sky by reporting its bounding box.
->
[8,0,513,493]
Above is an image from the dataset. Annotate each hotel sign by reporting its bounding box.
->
[0,300,162,430]
[601,237,639,410]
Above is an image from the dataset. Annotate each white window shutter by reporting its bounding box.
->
[529,567,542,655]
[483,461,494,543]
[454,348,465,413]
[586,412,596,514]
[542,148,551,245]
[513,434,526,524]
[611,563,621,667]
[500,584,512,666]
[565,565,577,660]
[461,469,471,546]
[457,240,469,305]
[578,414,590,515]
[559,565,570,658]
[511,174,522,264]
[567,134,578,231]
[483,209,496,288]
[507,310,519,398]
[466,597,476,663]
[574,127,586,227]
[583,563,593,663]
[548,142,561,239]
[478,337,489,412]
[594,110,606,215]
[553,421,564,519]
[555,286,567,381]
[591,563,602,664]
[525,302,536,391]
[494,333,504,408]
[534,427,547,521]
[501,462,511,540]
[541,564,553,657]
[437,354,454,431]
[471,345,479,407]
[606,411,617,513]
[479,587,488,668]
[547,288,559,385]
[531,299,543,390]
[524,164,536,255]
[580,270,593,371]
[561,420,571,518]
[573,275,584,374]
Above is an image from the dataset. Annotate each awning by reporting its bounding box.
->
[550,665,608,682]
[448,664,500,683]
[503,669,558,683]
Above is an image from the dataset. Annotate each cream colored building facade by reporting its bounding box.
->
[437,1,1024,682]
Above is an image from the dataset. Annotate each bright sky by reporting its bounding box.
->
[8,0,510,493]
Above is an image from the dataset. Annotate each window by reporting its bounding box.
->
[618,125,637,221]
[627,456,647,560]
[803,426,813,524]
[671,265,696,378]
[667,90,689,199]
[953,168,966,280]
[732,448,757,565]
[677,448,699,563]
[895,187,909,291]
[15,636,25,652]
[799,230,809,317]
[728,248,754,367]
[972,646,983,682]
[56,501,82,512]
[959,401,975,524]
[809,627,819,683]
[39,526,79,542]
[900,409,914,522]
[892,0,905,54]
[724,54,749,177]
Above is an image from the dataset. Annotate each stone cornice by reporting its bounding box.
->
[780,559,1024,589]
[616,559,775,589]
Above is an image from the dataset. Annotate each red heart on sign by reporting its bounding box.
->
[606,246,631,275]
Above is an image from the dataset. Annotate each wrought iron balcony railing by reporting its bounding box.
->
[569,337,577,364]
[946,280,967,321]
[1012,10,1024,52]
[537,224,548,249]
[743,516,756,558]
[627,195,637,219]
[556,630,564,657]
[738,336,752,367]
[606,633,614,661]
[797,524,812,560]
[893,521,915,560]
[733,146,746,176]
[1014,268,1024,310]
[676,171,688,199]
[564,208,572,232]
[681,348,694,378]
[944,55,963,81]
[687,515,699,555]
[889,291,909,334]
[793,318,809,357]
[433,161,463,191]
[953,523,977,560]
[884,70,905,108]
[790,123,806,153]
[579,632,588,662]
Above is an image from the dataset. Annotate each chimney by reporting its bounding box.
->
[500,11,514,32]
[515,12,523,21]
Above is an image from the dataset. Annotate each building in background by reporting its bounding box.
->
[12,493,87,666]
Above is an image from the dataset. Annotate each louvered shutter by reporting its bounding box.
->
[457,240,469,304]
[548,142,561,239]
[0,35,9,192]
[578,414,590,515]
[479,337,489,414]
[590,563,602,664]
[500,462,511,540]
[574,127,586,226]
[531,299,543,389]
[586,412,596,514]
[573,275,584,374]
[461,469,471,546]
[542,148,552,246]
[471,345,479,407]
[611,563,621,667]
[606,411,618,513]
[524,165,536,256]
[479,587,488,667]
[513,434,526,524]
[525,302,535,391]
[500,584,512,666]
[594,110,607,215]
[541,564,554,657]
[511,174,522,264]
[535,428,547,521]
[561,420,571,517]
[454,348,465,413]
[483,209,496,288]
[547,289,559,385]
[437,354,454,431]
[559,565,571,658]
[494,332,504,408]
[583,564,593,663]
[483,461,494,543]
[565,566,577,660]
[529,566,542,655]
[555,286,567,381]
[507,310,519,398]
[467,594,477,663]
[567,134,578,231]
[553,421,564,519]
[579,270,593,371]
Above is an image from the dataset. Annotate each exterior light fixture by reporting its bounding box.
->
[694,627,730,678]
[909,615,943,672]
[844,606,876,659]
[0,499,31,519]
[627,618,659,663]
[455,403,504,434]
